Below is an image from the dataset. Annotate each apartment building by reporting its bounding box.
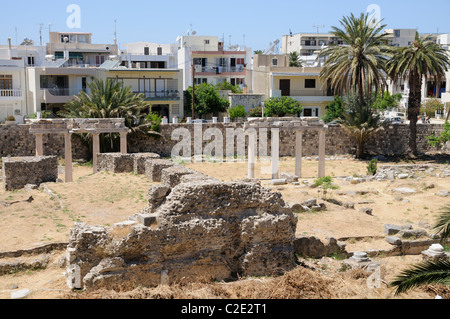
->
[0,38,40,123]
[120,42,178,69]
[46,31,118,67]
[281,32,342,67]
[252,54,334,118]
[177,35,252,90]
[99,56,184,120]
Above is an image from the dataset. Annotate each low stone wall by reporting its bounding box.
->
[97,153,161,174]
[2,156,58,191]
[293,236,349,259]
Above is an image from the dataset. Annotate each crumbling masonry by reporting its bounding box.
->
[64,155,298,290]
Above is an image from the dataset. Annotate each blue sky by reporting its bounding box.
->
[1,0,449,51]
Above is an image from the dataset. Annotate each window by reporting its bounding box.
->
[237,58,245,65]
[204,40,210,45]
[272,58,278,66]
[194,78,207,85]
[27,56,35,66]
[96,56,106,66]
[0,75,12,90]
[394,30,401,38]
[78,35,88,43]
[60,35,70,43]
[157,47,163,56]
[305,79,316,89]
[144,47,150,55]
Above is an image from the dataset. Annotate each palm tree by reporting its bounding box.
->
[318,13,392,105]
[390,206,450,296]
[340,93,382,159]
[59,78,159,153]
[289,51,303,67]
[386,33,450,156]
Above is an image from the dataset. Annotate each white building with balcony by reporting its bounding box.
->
[0,39,39,123]
[252,54,334,117]
[177,34,252,91]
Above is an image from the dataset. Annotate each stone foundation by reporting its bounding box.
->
[64,157,298,290]
[2,156,58,191]
[97,153,161,174]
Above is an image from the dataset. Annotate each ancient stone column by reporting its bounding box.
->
[120,132,128,154]
[271,128,280,180]
[248,130,257,179]
[92,133,100,173]
[64,133,73,183]
[35,134,44,156]
[295,131,303,178]
[318,129,326,178]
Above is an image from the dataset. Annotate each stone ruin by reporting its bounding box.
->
[2,156,58,191]
[64,157,299,290]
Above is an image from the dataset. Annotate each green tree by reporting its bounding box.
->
[60,78,156,154]
[341,94,382,159]
[184,83,229,119]
[322,96,345,123]
[289,51,303,67]
[215,81,243,93]
[390,206,450,296]
[254,50,264,55]
[372,92,403,111]
[318,13,392,105]
[263,97,303,117]
[228,105,247,120]
[386,32,450,155]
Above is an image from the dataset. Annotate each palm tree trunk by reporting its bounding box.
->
[408,73,423,156]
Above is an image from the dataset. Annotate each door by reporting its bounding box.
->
[156,79,165,97]
[280,79,290,96]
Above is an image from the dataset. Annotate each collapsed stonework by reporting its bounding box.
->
[64,157,298,290]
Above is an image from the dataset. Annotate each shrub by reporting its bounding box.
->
[313,176,339,190]
[264,97,303,117]
[248,106,263,117]
[147,112,162,133]
[427,122,450,148]
[228,105,247,119]
[6,116,16,121]
[367,159,378,176]
[420,98,444,118]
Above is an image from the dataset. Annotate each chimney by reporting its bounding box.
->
[8,37,12,50]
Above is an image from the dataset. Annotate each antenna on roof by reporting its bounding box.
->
[39,23,44,45]
[114,20,117,45]
[313,24,325,34]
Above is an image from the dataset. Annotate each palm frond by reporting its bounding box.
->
[390,259,450,296]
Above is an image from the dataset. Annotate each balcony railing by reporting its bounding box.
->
[46,88,86,97]
[0,89,23,97]
[197,66,246,74]
[289,89,331,97]
[134,90,180,100]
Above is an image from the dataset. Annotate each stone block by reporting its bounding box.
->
[97,153,134,173]
[145,159,175,182]
[132,153,161,175]
[2,156,58,191]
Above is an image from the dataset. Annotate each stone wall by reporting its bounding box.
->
[64,157,298,290]
[2,156,58,191]
[97,153,161,174]
[0,124,90,160]
[129,123,446,158]
[1,123,447,161]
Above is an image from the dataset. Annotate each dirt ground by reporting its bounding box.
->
[0,157,449,300]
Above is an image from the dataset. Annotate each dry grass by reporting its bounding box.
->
[1,157,449,299]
